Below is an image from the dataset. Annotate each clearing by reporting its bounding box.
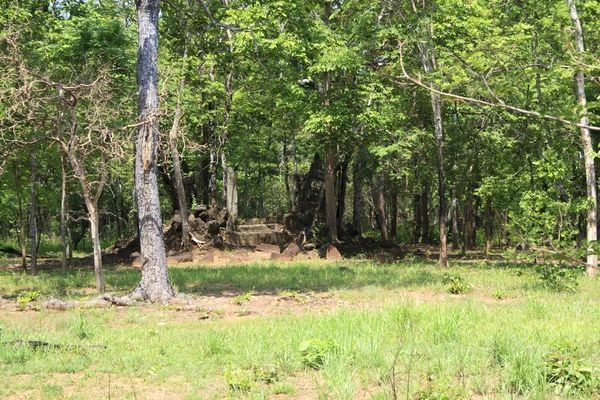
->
[1,252,599,399]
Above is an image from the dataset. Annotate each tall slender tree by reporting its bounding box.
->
[132,0,175,302]
[567,0,597,276]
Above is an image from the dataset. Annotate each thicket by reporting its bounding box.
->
[0,0,599,266]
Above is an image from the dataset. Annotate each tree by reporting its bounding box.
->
[131,0,176,303]
[0,2,134,290]
[567,0,597,276]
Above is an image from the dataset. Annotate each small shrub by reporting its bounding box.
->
[492,290,506,300]
[224,365,280,393]
[17,291,40,304]
[224,368,254,393]
[72,313,91,339]
[252,364,280,384]
[233,291,254,305]
[536,264,581,293]
[545,345,598,394]
[442,273,472,294]
[299,338,337,369]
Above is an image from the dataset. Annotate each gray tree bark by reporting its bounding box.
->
[88,204,104,292]
[133,0,175,302]
[418,36,448,266]
[567,0,598,276]
[63,145,106,292]
[224,166,238,232]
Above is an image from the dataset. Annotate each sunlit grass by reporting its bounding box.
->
[1,259,599,398]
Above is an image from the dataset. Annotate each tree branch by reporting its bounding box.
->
[396,42,600,132]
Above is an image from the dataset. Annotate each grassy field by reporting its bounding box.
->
[1,259,600,399]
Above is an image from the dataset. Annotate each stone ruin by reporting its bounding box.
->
[161,154,327,253]
[112,154,360,266]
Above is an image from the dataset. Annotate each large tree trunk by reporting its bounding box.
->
[133,0,175,303]
[568,0,598,276]
[29,154,38,275]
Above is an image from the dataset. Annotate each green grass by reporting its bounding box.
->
[1,260,600,398]
[0,260,540,299]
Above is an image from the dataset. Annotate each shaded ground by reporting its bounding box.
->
[0,242,502,274]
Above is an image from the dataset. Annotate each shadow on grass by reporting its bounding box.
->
[170,263,441,295]
[0,261,444,298]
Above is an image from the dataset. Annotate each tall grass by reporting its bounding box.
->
[1,260,599,398]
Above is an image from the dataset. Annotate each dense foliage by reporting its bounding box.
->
[1,0,599,263]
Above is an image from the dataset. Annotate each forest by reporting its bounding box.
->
[1,0,600,279]
[2,0,600,397]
